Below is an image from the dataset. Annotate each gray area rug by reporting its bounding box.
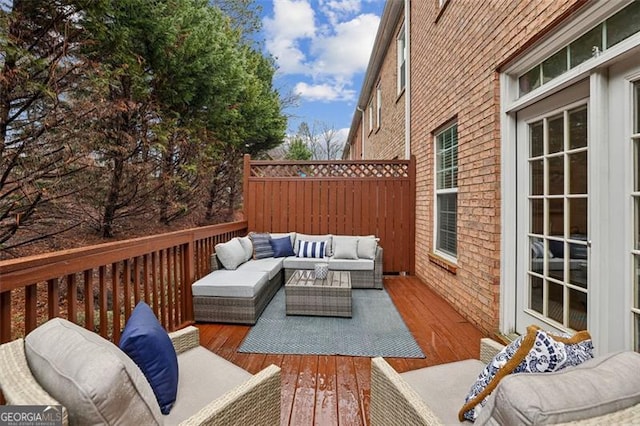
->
[238,288,425,358]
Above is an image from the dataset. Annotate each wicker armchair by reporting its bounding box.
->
[0,326,281,426]
[370,338,640,425]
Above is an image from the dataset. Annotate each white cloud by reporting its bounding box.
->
[294,82,356,102]
[319,0,361,26]
[263,0,316,74]
[311,13,380,78]
[335,127,350,144]
[264,0,381,105]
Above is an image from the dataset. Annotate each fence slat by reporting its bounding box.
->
[0,292,10,342]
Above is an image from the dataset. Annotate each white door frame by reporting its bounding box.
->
[499,1,640,351]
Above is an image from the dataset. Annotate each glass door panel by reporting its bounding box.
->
[526,104,589,331]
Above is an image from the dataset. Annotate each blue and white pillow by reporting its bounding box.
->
[296,240,327,258]
[459,326,593,422]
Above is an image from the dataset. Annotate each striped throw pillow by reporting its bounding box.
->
[249,232,274,259]
[296,240,327,258]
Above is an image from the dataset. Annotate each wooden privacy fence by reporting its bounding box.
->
[0,221,248,344]
[243,155,416,274]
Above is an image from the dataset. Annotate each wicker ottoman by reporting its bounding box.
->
[285,270,352,317]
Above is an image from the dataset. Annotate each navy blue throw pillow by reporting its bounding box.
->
[119,302,178,414]
[270,236,295,257]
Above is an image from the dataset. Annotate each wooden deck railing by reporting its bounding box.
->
[0,221,248,344]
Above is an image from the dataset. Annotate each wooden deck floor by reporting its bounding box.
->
[196,275,485,426]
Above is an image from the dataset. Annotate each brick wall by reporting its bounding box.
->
[360,17,407,160]
[410,0,583,336]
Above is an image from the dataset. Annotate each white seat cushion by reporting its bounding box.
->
[328,258,374,271]
[163,347,252,424]
[401,359,485,425]
[237,257,284,280]
[283,256,328,269]
[191,270,269,298]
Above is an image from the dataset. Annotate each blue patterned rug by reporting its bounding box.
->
[238,288,425,358]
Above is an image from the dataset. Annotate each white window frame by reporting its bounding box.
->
[376,83,382,129]
[368,101,373,133]
[434,123,458,262]
[397,24,406,94]
[500,0,640,351]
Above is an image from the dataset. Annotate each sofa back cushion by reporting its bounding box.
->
[357,236,378,260]
[332,236,359,259]
[237,236,254,262]
[215,238,247,270]
[25,318,163,425]
[476,351,640,425]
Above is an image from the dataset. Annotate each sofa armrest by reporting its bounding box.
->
[179,364,281,426]
[0,339,69,425]
[370,357,443,426]
[479,338,504,364]
[169,326,200,354]
[374,246,384,289]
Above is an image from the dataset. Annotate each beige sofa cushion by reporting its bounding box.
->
[328,258,374,271]
[215,238,246,270]
[401,359,485,425]
[476,351,640,425]
[238,257,284,280]
[25,318,162,425]
[192,270,269,298]
[163,346,252,424]
[333,236,359,259]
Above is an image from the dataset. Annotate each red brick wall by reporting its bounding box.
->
[410,0,584,335]
[364,16,407,160]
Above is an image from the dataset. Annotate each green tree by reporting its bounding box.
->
[285,138,313,160]
[0,0,105,248]
[77,0,163,237]
[149,0,245,225]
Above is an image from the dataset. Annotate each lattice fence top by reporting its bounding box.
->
[250,162,410,178]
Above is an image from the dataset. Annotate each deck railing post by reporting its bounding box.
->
[0,292,10,344]
[182,240,195,323]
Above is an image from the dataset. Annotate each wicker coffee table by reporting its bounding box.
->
[285,270,352,317]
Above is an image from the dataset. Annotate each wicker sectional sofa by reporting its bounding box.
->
[370,338,640,425]
[0,323,281,426]
[192,232,383,325]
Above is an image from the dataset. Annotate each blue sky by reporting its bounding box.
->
[258,0,385,142]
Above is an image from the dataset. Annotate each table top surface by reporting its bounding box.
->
[286,270,351,289]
